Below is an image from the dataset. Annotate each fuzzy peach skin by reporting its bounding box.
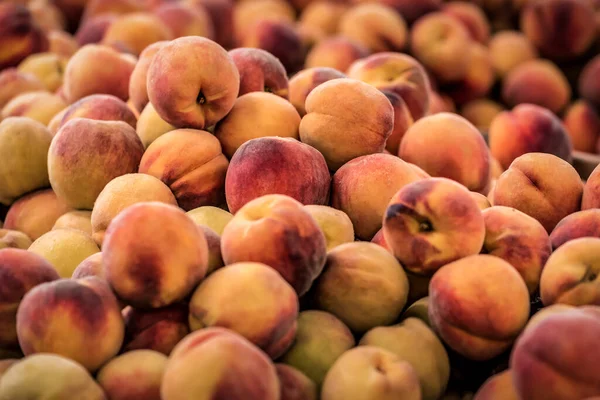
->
[232,0,295,44]
[155,2,215,40]
[539,238,600,306]
[488,104,573,170]
[427,91,456,115]
[4,189,70,241]
[280,310,355,387]
[49,118,144,210]
[550,210,600,249]
[444,43,494,105]
[0,230,32,250]
[321,346,422,400]
[583,164,600,209]
[186,206,233,236]
[470,192,492,210]
[221,194,327,295]
[474,370,519,400]
[139,129,228,210]
[63,44,136,103]
[442,1,490,44]
[0,3,48,70]
[502,60,571,114]
[563,100,600,153]
[53,211,92,235]
[488,31,538,78]
[400,113,491,192]
[0,354,105,400]
[429,254,530,360]
[71,252,104,280]
[304,36,370,72]
[410,12,472,83]
[288,67,346,117]
[17,52,67,92]
[383,178,486,275]
[510,307,600,400]
[189,262,298,358]
[360,317,450,400]
[161,327,280,400]
[276,364,318,400]
[299,78,393,170]
[339,3,408,53]
[186,0,234,48]
[136,103,175,148]
[128,41,167,114]
[359,0,441,23]
[122,303,190,355]
[331,154,425,240]
[58,94,138,132]
[16,277,124,371]
[214,92,301,158]
[0,249,59,350]
[347,52,431,121]
[492,153,583,233]
[229,48,289,98]
[304,205,354,251]
[521,0,596,60]
[0,69,45,111]
[579,55,600,110]
[80,0,145,23]
[460,99,505,132]
[311,242,409,333]
[482,206,552,293]
[299,1,348,36]
[381,91,414,154]
[1,91,67,126]
[97,350,167,400]
[48,30,79,58]
[197,225,224,274]
[224,137,331,214]
[147,36,239,130]
[103,202,208,308]
[75,14,115,45]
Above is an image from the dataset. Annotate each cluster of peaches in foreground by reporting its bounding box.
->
[1,0,600,399]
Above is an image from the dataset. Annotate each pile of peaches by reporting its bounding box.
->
[1,0,600,399]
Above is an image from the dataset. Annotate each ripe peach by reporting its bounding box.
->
[28,0,66,32]
[444,43,494,105]
[1,91,66,126]
[442,1,490,44]
[288,67,346,117]
[232,0,295,43]
[186,206,233,235]
[0,69,45,111]
[383,178,486,275]
[47,30,79,58]
[579,55,600,110]
[369,0,441,23]
[71,252,104,280]
[128,41,167,114]
[429,255,530,360]
[58,94,137,132]
[382,91,414,154]
[154,3,214,40]
[492,153,583,232]
[563,100,600,153]
[460,99,505,131]
[304,36,370,72]
[0,230,32,250]
[583,164,600,209]
[187,0,234,48]
[276,364,318,400]
[474,370,519,400]
[550,210,600,249]
[304,205,354,251]
[198,225,224,274]
[0,4,48,70]
[470,191,492,210]
[16,277,124,371]
[488,30,538,78]
[229,48,289,98]
[75,14,115,45]
[136,102,175,148]
[299,1,348,36]
[17,52,67,92]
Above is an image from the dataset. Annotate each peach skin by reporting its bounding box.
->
[229,48,289,98]
[563,100,600,153]
[583,164,600,210]
[304,205,355,251]
[128,41,168,114]
[0,230,32,250]
[298,1,348,36]
[136,102,175,148]
[275,364,318,400]
[304,36,370,72]
[288,67,346,117]
[1,91,67,126]
[186,206,233,236]
[56,94,138,132]
[0,3,48,70]
[17,52,67,92]
[474,370,519,400]
[154,2,215,40]
[579,55,600,110]
[442,1,490,44]
[488,31,538,78]
[0,69,45,111]
[550,210,600,249]
[101,12,173,56]
[460,99,505,132]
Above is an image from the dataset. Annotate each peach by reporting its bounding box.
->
[428,91,456,114]
[304,205,354,250]
[288,67,346,117]
[444,43,494,105]
[102,13,172,56]
[17,52,67,92]
[339,4,408,53]
[491,153,583,232]
[488,31,538,78]
[280,310,355,387]
[368,0,441,23]
[75,14,116,45]
[139,129,228,210]
[189,262,298,358]
[502,60,571,113]
[510,307,600,400]
[429,254,530,360]
[122,303,190,355]
[81,0,145,22]
[155,3,215,40]
[4,189,70,241]
[460,99,505,132]
[136,102,175,148]
[232,0,295,42]
[347,52,431,121]
[380,92,414,154]
[187,0,234,48]
[28,0,66,32]
[0,359,17,380]
[521,0,596,59]
[276,364,318,400]
[0,249,59,350]
[1,91,67,126]
[0,4,48,70]
[198,225,224,274]
[186,206,233,235]
[580,55,600,110]
[410,12,472,83]
[300,78,394,170]
[222,194,327,295]
[550,210,600,249]
[224,137,330,214]
[47,30,79,58]
[488,104,573,170]
[215,92,301,158]
[0,230,32,250]
[147,36,240,129]
[402,297,431,326]
[60,93,137,129]
[16,277,124,371]
[229,48,288,98]
[128,41,167,114]
[583,163,600,209]
[49,118,144,209]
[71,252,104,280]
[0,117,52,206]
[0,69,45,111]
[470,191,491,210]
[383,178,486,275]
[442,1,490,44]
[360,318,450,400]
[474,370,519,400]
[304,36,370,72]
[321,346,422,400]
[331,154,424,240]
[563,100,600,153]
[0,354,105,399]
[299,1,348,36]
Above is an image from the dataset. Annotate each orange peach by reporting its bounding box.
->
[71,252,104,280]
[491,153,583,232]
[58,94,137,132]
[128,41,167,114]
[187,0,234,48]
[563,100,600,153]
[383,178,486,275]
[470,191,492,210]
[233,0,295,43]
[17,52,67,92]
[224,137,330,214]
[460,99,505,132]
[28,0,66,32]
[550,210,600,249]
[488,104,573,170]
[16,277,124,371]
[488,30,538,78]
[0,69,45,110]
[579,55,600,110]
[47,30,79,58]
[304,205,354,251]
[186,206,233,235]
[101,13,172,56]
[369,0,441,24]
[154,2,215,39]
[0,4,48,70]
[299,1,348,36]
[288,67,346,117]
[276,364,318,400]
[444,43,494,105]
[382,91,414,154]
[229,47,289,98]
[81,0,145,22]
[583,163,600,209]
[427,91,456,115]
[147,36,240,129]
[198,225,224,274]
[0,229,32,250]
[136,102,175,148]
[215,92,301,158]
[474,370,519,400]
[442,1,490,43]
[75,14,116,45]
[1,91,66,126]
[304,36,370,72]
